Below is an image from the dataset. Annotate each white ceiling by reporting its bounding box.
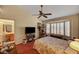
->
[24,5,79,20]
[0,5,79,21]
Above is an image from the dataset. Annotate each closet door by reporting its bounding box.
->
[0,22,3,45]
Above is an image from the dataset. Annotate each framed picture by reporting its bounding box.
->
[6,25,12,32]
[3,24,12,32]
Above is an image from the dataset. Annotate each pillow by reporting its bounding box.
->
[74,39,79,42]
[62,36,72,41]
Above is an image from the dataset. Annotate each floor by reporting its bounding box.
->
[16,41,39,54]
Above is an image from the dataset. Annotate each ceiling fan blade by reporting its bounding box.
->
[44,13,52,15]
[43,15,47,18]
[37,15,41,18]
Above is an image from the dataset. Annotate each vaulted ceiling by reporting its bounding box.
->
[0,5,79,21]
[25,5,79,20]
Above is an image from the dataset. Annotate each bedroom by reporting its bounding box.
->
[0,5,79,54]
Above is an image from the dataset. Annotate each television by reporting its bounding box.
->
[25,27,35,34]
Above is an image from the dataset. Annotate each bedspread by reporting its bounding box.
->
[33,36,77,54]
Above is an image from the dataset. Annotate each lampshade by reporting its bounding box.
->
[69,41,79,51]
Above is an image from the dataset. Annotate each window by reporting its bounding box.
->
[53,23,56,34]
[57,23,60,34]
[65,21,70,36]
[51,24,54,33]
[46,24,50,34]
[60,22,64,35]
[46,21,70,36]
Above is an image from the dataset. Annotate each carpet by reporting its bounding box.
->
[16,41,39,54]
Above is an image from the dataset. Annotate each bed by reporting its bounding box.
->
[33,36,78,54]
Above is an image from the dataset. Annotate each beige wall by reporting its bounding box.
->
[44,14,79,38]
[15,16,42,44]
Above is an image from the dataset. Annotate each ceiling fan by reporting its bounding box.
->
[34,5,52,19]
